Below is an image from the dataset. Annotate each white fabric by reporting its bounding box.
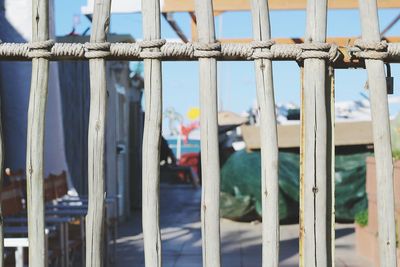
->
[0,0,71,186]
[81,0,164,14]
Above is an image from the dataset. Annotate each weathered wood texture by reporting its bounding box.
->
[141,0,163,266]
[326,67,335,266]
[301,0,332,266]
[299,67,305,267]
[195,0,221,266]
[241,121,375,150]
[86,0,112,266]
[162,0,400,12]
[220,36,400,46]
[26,0,50,266]
[250,0,279,266]
[358,0,397,266]
[2,0,398,266]
[0,73,4,267]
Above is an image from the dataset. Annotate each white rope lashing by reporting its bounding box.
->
[193,42,222,57]
[1,39,400,61]
[350,40,389,60]
[139,39,165,59]
[28,39,54,58]
[84,42,111,58]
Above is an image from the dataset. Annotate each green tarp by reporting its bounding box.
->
[220,150,369,222]
[391,114,400,152]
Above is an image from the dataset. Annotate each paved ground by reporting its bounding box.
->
[115,184,373,267]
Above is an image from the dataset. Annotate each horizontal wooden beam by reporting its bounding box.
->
[241,121,375,150]
[220,36,400,46]
[162,0,400,12]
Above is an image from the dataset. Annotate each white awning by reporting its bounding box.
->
[81,0,164,14]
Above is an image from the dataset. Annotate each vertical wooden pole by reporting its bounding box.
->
[326,66,335,267]
[0,91,4,267]
[358,0,397,266]
[141,0,163,266]
[194,0,221,266]
[26,0,50,266]
[250,1,279,266]
[302,0,331,266]
[86,0,111,266]
[299,67,305,267]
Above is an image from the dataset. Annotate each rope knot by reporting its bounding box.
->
[139,39,166,49]
[28,39,54,59]
[250,40,275,49]
[139,39,166,59]
[251,40,275,59]
[297,42,340,63]
[84,42,111,59]
[328,44,340,62]
[351,39,388,60]
[194,42,221,58]
[354,39,388,51]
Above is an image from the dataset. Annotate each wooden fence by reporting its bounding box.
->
[0,0,399,266]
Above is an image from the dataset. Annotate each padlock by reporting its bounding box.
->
[387,76,394,95]
[386,63,394,95]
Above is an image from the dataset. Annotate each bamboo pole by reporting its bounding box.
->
[26,0,50,266]
[250,1,279,266]
[358,0,397,266]
[194,0,221,266]
[86,0,112,266]
[326,66,335,267]
[299,66,335,267]
[0,93,4,267]
[299,67,305,267]
[301,0,332,266]
[141,0,163,266]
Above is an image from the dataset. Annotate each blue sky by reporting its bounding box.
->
[54,1,400,124]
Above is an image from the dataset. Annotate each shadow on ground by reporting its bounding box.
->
[115,184,371,267]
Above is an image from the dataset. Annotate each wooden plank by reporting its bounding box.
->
[219,36,400,46]
[194,0,221,266]
[190,12,198,41]
[163,0,400,12]
[26,0,50,266]
[141,0,163,266]
[241,121,375,149]
[250,1,279,266]
[358,0,397,266]
[302,0,330,265]
[86,0,112,266]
